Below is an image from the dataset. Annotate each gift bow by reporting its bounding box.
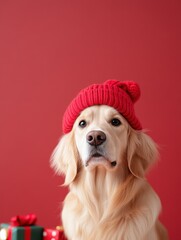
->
[10,214,37,226]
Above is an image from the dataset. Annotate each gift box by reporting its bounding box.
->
[0,224,9,240]
[0,214,43,240]
[43,226,67,240]
[8,225,43,240]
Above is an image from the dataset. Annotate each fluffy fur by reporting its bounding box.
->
[51,105,168,240]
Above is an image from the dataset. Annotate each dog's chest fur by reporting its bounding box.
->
[62,168,141,240]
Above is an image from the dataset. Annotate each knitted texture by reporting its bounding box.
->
[62,79,142,133]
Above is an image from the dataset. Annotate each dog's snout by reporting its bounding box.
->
[86,130,106,146]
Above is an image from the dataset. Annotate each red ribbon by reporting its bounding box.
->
[10,214,37,226]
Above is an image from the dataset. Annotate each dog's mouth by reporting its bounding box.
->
[92,153,102,158]
[85,151,117,170]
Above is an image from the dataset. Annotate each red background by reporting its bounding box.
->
[0,1,180,239]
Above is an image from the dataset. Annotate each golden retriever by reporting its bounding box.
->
[51,105,168,240]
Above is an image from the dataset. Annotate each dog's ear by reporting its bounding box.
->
[127,130,159,178]
[50,132,79,185]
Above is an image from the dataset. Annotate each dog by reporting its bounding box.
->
[51,80,168,240]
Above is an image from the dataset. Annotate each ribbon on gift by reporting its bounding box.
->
[10,214,37,227]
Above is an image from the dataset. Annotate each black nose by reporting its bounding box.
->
[86,130,106,146]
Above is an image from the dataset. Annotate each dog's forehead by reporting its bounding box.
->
[73,105,129,130]
[79,105,120,119]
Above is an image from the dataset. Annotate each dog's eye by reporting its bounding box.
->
[111,118,122,126]
[79,120,87,128]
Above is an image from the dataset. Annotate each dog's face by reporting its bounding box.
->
[51,105,158,185]
[73,105,129,171]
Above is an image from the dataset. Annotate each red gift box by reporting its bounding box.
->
[43,227,67,240]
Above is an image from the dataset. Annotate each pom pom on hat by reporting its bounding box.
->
[104,80,141,103]
[62,80,142,133]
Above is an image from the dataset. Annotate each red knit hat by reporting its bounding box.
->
[62,80,142,133]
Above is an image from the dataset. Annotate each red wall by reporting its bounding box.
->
[0,1,180,239]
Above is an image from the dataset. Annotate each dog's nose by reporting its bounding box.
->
[86,130,106,146]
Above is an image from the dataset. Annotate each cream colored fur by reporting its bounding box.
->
[51,105,168,240]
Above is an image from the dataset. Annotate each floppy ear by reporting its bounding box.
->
[50,132,79,185]
[127,130,159,178]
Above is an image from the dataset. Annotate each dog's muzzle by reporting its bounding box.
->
[85,130,117,169]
